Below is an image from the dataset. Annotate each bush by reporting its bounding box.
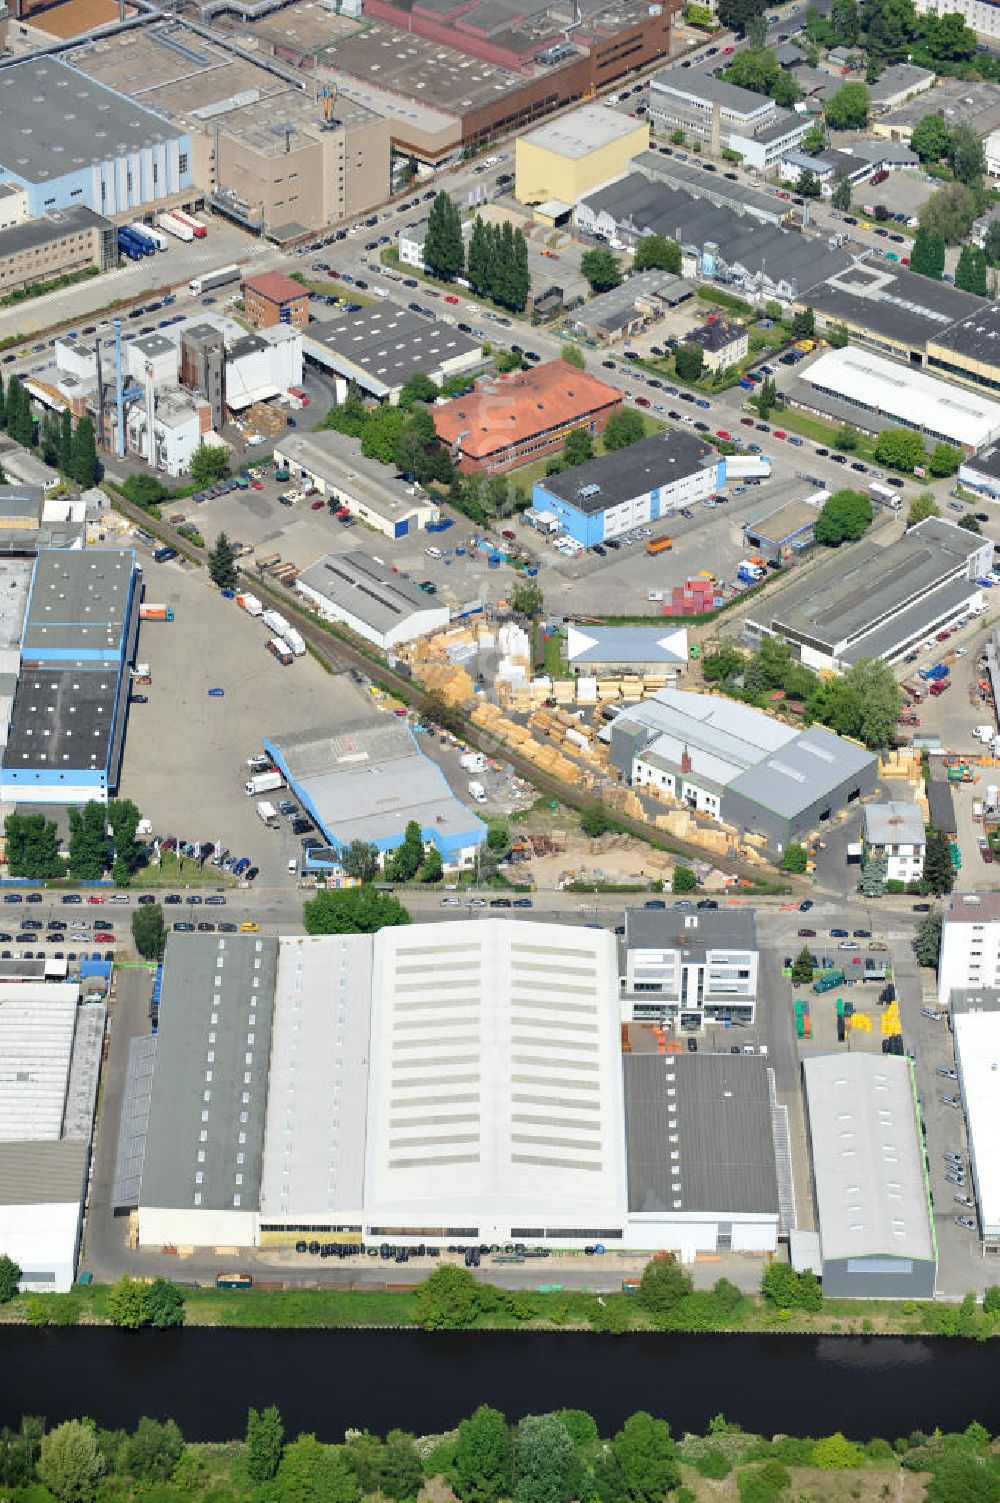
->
[695,1448,731,1479]
[737,1460,790,1503]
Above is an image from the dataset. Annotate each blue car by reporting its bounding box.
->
[208,687,225,697]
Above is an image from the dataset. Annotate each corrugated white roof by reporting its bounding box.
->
[363,920,627,1234]
[0,985,79,1141]
[803,1053,935,1268]
[954,1012,1000,1239]
[804,346,1000,449]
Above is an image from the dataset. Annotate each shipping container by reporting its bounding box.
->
[237,592,263,617]
[139,604,174,621]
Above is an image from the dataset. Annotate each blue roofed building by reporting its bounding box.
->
[0,549,140,805]
[531,428,722,547]
[264,717,486,868]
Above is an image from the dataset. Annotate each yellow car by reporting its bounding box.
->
[239,921,260,933]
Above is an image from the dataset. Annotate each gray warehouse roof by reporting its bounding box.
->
[0,59,181,184]
[0,1140,88,1206]
[634,149,784,222]
[879,79,1000,132]
[625,1052,779,1215]
[929,301,1000,364]
[625,905,757,962]
[864,801,925,845]
[650,68,773,118]
[803,1053,935,1267]
[139,934,278,1213]
[541,427,714,514]
[22,549,136,657]
[801,261,979,351]
[728,722,875,821]
[297,550,438,634]
[3,666,123,773]
[307,305,481,393]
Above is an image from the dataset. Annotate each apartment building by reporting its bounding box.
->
[621,907,759,1030]
[863,802,926,885]
[937,892,1000,1009]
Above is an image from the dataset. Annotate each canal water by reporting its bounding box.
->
[1,1328,996,1440]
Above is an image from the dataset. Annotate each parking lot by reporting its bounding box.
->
[115,540,378,888]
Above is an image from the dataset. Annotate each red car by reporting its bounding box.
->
[94,931,115,942]
[773,430,787,440]
[445,294,459,304]
[740,416,755,426]
[636,396,650,407]
[502,529,516,541]
[87,895,105,904]
[715,429,731,440]
[311,499,325,510]
[251,480,263,490]
[722,43,734,51]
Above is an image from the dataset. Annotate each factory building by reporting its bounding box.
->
[746,517,991,672]
[795,346,1000,451]
[953,1011,1000,1244]
[800,262,980,369]
[264,717,486,865]
[0,981,105,1292]
[532,428,721,547]
[0,208,117,299]
[132,925,782,1262]
[0,549,140,804]
[304,305,483,403]
[514,105,648,212]
[0,58,191,219]
[606,688,876,857]
[621,907,759,1029]
[295,550,450,650]
[274,430,438,538]
[801,1054,936,1299]
[565,623,689,678]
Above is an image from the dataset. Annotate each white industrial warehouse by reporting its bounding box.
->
[131,929,783,1261]
[954,1011,1000,1244]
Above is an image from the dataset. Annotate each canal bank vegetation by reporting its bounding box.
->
[6,1262,1000,1340]
[0,1402,996,1503]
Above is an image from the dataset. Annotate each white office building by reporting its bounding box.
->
[622,907,759,1029]
[937,892,1000,1008]
[954,1011,1000,1242]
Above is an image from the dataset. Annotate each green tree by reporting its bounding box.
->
[189,443,229,486]
[825,81,870,129]
[563,427,594,467]
[415,1265,481,1329]
[910,225,946,280]
[124,1417,183,1481]
[40,410,60,469]
[874,427,926,472]
[827,323,849,348]
[948,122,986,185]
[4,811,64,880]
[511,579,544,617]
[702,642,744,681]
[834,423,859,451]
[814,488,873,546]
[797,167,822,199]
[375,1431,423,1503]
[38,1422,104,1503]
[67,801,108,880]
[303,887,411,934]
[70,414,98,488]
[603,408,646,450]
[277,1435,327,1503]
[108,797,141,886]
[862,0,917,58]
[923,8,978,61]
[985,221,1000,269]
[5,377,34,448]
[832,0,860,41]
[246,1405,284,1484]
[424,192,465,282]
[926,1450,1000,1503]
[907,491,940,527]
[145,1277,185,1329]
[0,1254,20,1303]
[929,441,962,477]
[924,829,956,896]
[580,807,616,837]
[131,902,166,960]
[399,372,440,408]
[914,909,942,968]
[921,182,977,245]
[317,1448,362,1503]
[911,113,952,164]
[639,1255,694,1324]
[107,1276,150,1329]
[780,843,808,873]
[675,342,705,382]
[791,947,815,985]
[791,307,815,340]
[802,121,826,155]
[59,407,74,474]
[609,1412,679,1503]
[761,1260,801,1309]
[513,1415,575,1503]
[959,513,983,533]
[811,1433,863,1470]
[831,175,852,212]
[122,473,168,510]
[385,819,425,882]
[672,864,697,893]
[420,845,444,883]
[342,840,381,883]
[633,234,682,273]
[845,657,901,748]
[581,249,622,293]
[756,377,778,420]
[561,343,586,370]
[736,1460,791,1503]
[955,245,988,297]
[717,0,768,32]
[453,1405,512,1503]
[206,531,236,592]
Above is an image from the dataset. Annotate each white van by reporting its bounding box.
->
[468,780,487,803]
[425,545,442,560]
